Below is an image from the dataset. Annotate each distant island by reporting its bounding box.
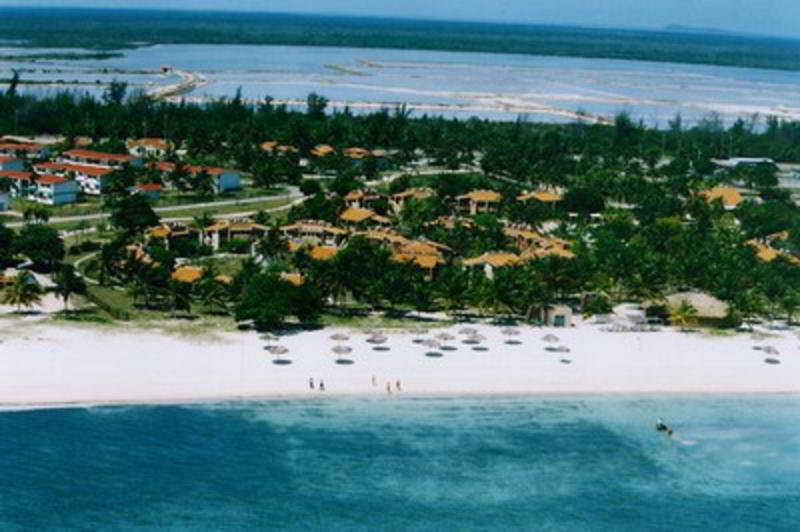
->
[0,7,799,71]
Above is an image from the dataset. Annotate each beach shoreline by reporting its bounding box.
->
[2,316,798,411]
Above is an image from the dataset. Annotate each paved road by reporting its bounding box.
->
[5,190,301,229]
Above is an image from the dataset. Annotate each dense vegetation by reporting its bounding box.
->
[2,8,800,71]
[2,85,800,329]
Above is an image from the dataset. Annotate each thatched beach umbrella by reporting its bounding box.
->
[332,345,353,355]
[435,332,455,341]
[501,327,520,336]
[459,327,478,335]
[762,346,780,355]
[542,334,560,343]
[421,339,439,348]
[330,333,349,341]
[366,334,388,344]
[270,345,291,365]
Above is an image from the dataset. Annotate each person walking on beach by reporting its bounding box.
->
[396,380,402,392]
[386,382,392,395]
[371,375,377,387]
[309,377,315,390]
[319,380,325,392]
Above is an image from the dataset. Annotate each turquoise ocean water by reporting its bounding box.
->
[1,395,798,530]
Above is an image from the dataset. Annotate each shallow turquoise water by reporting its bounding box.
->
[1,395,798,530]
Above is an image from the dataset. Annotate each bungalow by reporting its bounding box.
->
[0,156,24,172]
[517,190,563,204]
[700,186,743,210]
[261,141,299,154]
[462,251,521,279]
[343,147,371,160]
[145,223,198,250]
[0,142,49,159]
[200,220,270,252]
[60,149,141,169]
[127,138,172,159]
[391,240,449,276]
[279,220,348,247]
[32,175,79,205]
[456,189,502,215]
[339,207,391,227]
[172,265,205,283]
[389,187,435,214]
[352,228,411,248]
[310,144,335,157]
[343,189,383,210]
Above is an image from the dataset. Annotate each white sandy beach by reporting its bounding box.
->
[1,313,798,409]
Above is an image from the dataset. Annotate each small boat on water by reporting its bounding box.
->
[655,419,673,436]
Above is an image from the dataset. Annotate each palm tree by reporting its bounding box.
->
[2,271,43,312]
[669,299,699,330]
[52,263,87,311]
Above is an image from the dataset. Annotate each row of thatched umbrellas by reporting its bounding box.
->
[263,328,572,366]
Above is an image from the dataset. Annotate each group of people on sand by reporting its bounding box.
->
[372,375,402,394]
[308,377,325,392]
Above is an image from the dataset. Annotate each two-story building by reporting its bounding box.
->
[0,156,24,172]
[32,175,80,205]
[149,162,241,193]
[34,162,113,196]
[0,142,50,159]
[60,149,142,169]
[126,138,172,159]
[0,171,35,198]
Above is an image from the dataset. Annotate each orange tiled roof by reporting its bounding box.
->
[340,207,377,223]
[457,189,502,202]
[700,186,743,208]
[127,138,171,150]
[310,245,338,261]
[392,253,442,269]
[172,265,205,283]
[462,251,521,268]
[63,149,135,163]
[311,144,335,157]
[517,190,563,202]
[280,272,305,286]
[343,147,371,159]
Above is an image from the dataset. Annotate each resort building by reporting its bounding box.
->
[60,149,141,169]
[389,187,435,214]
[31,175,80,205]
[127,138,172,159]
[455,189,502,215]
[200,220,271,252]
[0,171,35,198]
[343,189,383,210]
[517,190,564,205]
[462,251,521,279]
[145,223,198,250]
[134,183,163,201]
[0,156,24,172]
[0,142,50,159]
[700,186,743,210]
[542,304,574,327]
[35,162,113,195]
[279,220,348,247]
[310,144,335,157]
[149,162,242,193]
[339,207,391,227]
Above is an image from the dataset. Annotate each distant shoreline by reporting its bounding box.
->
[1,7,798,72]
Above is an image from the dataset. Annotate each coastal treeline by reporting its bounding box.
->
[3,8,800,71]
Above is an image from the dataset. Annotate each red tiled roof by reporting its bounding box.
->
[62,163,113,176]
[138,183,162,191]
[33,162,66,171]
[63,149,135,163]
[0,171,33,180]
[36,174,67,185]
[0,142,44,152]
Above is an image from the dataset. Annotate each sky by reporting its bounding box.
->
[7,0,800,38]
